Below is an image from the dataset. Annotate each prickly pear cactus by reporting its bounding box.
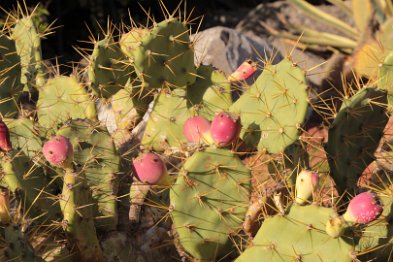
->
[236,205,356,262]
[170,148,251,260]
[11,16,45,89]
[325,87,388,193]
[37,76,97,128]
[60,168,104,262]
[0,35,23,116]
[142,65,231,151]
[56,119,120,230]
[230,57,309,154]
[119,27,149,59]
[0,152,61,222]
[132,19,196,89]
[4,118,43,158]
[88,36,131,98]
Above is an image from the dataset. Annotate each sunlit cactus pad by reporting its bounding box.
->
[236,205,355,262]
[170,148,251,260]
[132,19,196,89]
[230,57,308,154]
[37,76,97,128]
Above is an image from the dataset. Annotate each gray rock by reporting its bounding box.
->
[192,26,282,77]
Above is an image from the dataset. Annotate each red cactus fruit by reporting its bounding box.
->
[210,112,240,146]
[42,136,73,168]
[343,192,383,224]
[295,170,319,205]
[228,59,257,82]
[133,152,167,184]
[183,116,211,143]
[0,120,12,152]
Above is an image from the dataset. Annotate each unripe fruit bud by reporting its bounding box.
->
[132,152,167,184]
[183,116,211,143]
[0,120,12,152]
[228,59,257,82]
[210,112,241,147]
[42,136,73,168]
[343,192,383,224]
[295,170,319,205]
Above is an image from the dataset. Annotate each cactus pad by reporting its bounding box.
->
[326,88,388,193]
[170,148,251,260]
[0,35,22,116]
[132,19,196,89]
[37,76,97,128]
[88,37,131,98]
[230,58,309,153]
[236,205,355,262]
[142,65,231,151]
[56,119,120,229]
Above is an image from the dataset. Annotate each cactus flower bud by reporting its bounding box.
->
[183,116,211,143]
[0,120,12,152]
[295,170,319,205]
[42,135,73,168]
[325,215,346,238]
[228,59,257,82]
[343,192,383,224]
[132,152,167,184]
[210,112,241,147]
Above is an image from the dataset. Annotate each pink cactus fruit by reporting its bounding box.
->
[42,135,73,167]
[132,152,167,184]
[343,192,383,224]
[228,59,257,82]
[210,112,241,146]
[295,170,319,205]
[183,116,211,143]
[0,120,12,152]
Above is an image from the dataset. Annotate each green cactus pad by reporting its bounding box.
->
[186,65,232,119]
[111,85,152,131]
[0,35,23,117]
[4,118,42,158]
[378,51,393,109]
[119,27,149,59]
[230,58,309,153]
[236,205,355,262]
[56,119,120,230]
[37,76,97,128]
[326,88,388,193]
[142,65,232,152]
[60,169,104,261]
[11,16,44,89]
[0,152,61,222]
[88,36,131,98]
[132,19,196,89]
[170,148,251,260]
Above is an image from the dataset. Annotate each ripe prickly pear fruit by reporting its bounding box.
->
[325,215,346,238]
[210,112,240,146]
[228,59,257,82]
[132,152,168,185]
[42,135,73,168]
[183,116,211,143]
[0,120,12,152]
[343,192,383,224]
[295,170,319,205]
